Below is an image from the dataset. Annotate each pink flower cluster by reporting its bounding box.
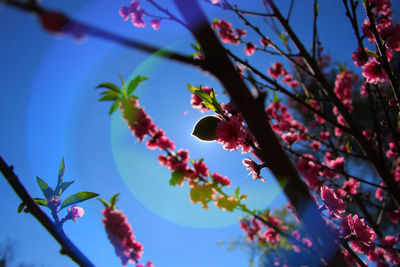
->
[211,19,240,44]
[119,1,161,30]
[333,70,357,112]
[121,98,175,151]
[320,185,346,218]
[215,115,248,151]
[267,62,299,88]
[265,102,306,136]
[102,207,144,266]
[296,154,321,191]
[356,0,400,84]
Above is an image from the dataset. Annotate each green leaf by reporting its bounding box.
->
[18,198,48,213]
[36,176,54,200]
[127,76,148,96]
[99,94,118,101]
[59,192,99,211]
[189,184,213,209]
[110,193,120,209]
[96,82,120,93]
[186,83,198,94]
[279,33,289,46]
[272,92,281,103]
[98,198,109,208]
[235,187,240,198]
[55,157,65,196]
[169,171,185,186]
[192,116,222,141]
[120,75,126,94]
[109,100,120,115]
[59,181,75,196]
[17,203,24,213]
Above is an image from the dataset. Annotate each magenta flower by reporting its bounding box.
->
[265,228,279,243]
[259,37,271,47]
[68,206,84,222]
[282,132,299,145]
[362,58,388,84]
[193,160,209,177]
[320,185,346,218]
[150,19,161,30]
[296,155,321,191]
[216,116,247,151]
[244,42,257,56]
[268,62,285,80]
[242,158,265,181]
[102,207,144,266]
[212,172,231,186]
[137,261,155,267]
[352,47,370,67]
[348,214,376,246]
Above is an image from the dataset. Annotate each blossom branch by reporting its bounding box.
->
[0,156,95,267]
[1,0,204,70]
[264,0,400,209]
[363,0,400,104]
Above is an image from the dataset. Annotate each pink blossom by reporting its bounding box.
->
[212,172,231,186]
[320,185,346,218]
[242,158,265,181]
[212,19,239,44]
[381,235,396,246]
[375,184,384,201]
[240,217,262,241]
[325,154,345,171]
[244,42,256,56]
[193,161,208,177]
[282,132,299,145]
[102,207,144,265]
[150,19,161,30]
[119,1,146,28]
[301,238,312,247]
[334,70,356,112]
[352,47,370,67]
[265,228,279,243]
[296,154,321,190]
[362,58,388,84]
[216,116,247,151]
[268,62,285,80]
[137,261,154,267]
[310,141,321,151]
[348,214,376,246]
[320,131,330,142]
[235,28,247,37]
[342,178,360,195]
[68,206,84,222]
[377,22,400,51]
[386,209,400,223]
[260,37,271,47]
[363,129,372,140]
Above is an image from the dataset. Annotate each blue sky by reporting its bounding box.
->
[1,1,399,267]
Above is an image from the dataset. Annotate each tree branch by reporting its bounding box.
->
[173,0,347,265]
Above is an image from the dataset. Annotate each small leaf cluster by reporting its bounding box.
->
[98,193,120,210]
[18,157,98,220]
[97,75,148,114]
[187,83,224,115]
